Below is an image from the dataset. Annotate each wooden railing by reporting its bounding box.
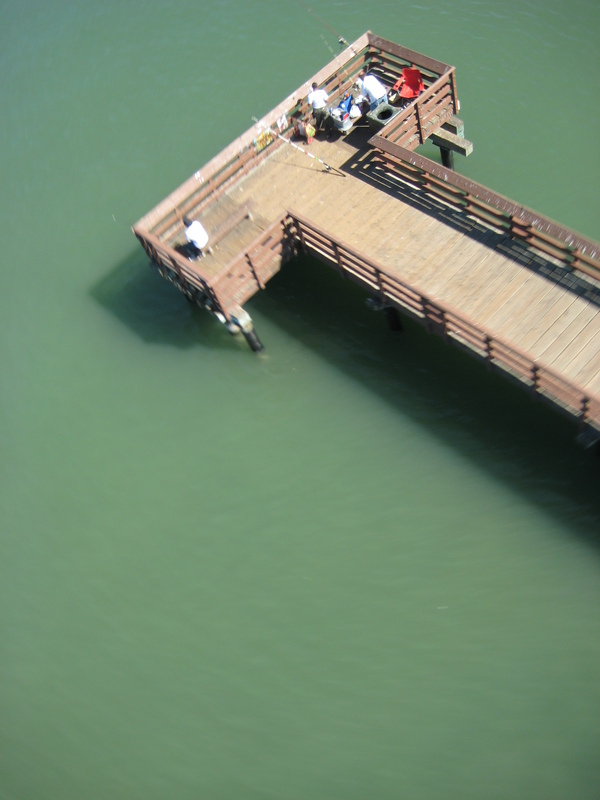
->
[209,217,297,313]
[134,213,298,320]
[132,31,456,248]
[132,227,225,309]
[286,209,600,433]
[374,69,457,148]
[136,208,599,432]
[367,35,456,86]
[133,32,374,243]
[369,137,600,282]
[149,137,285,245]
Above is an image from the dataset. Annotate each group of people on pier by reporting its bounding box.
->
[299,70,389,140]
[297,66,424,143]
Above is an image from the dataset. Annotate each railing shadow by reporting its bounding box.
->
[336,132,600,306]
[248,254,600,551]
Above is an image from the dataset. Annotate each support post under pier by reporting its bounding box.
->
[366,297,404,333]
[440,147,454,170]
[384,306,403,332]
[230,305,264,353]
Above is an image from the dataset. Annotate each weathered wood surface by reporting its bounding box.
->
[429,128,473,156]
[132,30,599,433]
[192,128,600,399]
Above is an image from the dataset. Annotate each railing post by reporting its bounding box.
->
[448,68,459,113]
[580,396,590,428]
[441,310,448,340]
[531,364,540,399]
[296,219,307,253]
[171,255,191,294]
[484,334,493,368]
[241,150,252,176]
[283,215,299,260]
[510,214,530,243]
[246,252,265,290]
[376,268,386,303]
[333,242,344,276]
[415,103,424,144]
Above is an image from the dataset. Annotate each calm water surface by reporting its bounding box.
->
[2,2,599,798]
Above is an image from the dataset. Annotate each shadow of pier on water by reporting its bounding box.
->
[90,250,240,351]
[247,254,600,553]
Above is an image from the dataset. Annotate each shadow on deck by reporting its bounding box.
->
[335,129,600,306]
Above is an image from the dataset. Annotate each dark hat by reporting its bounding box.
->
[182,216,192,227]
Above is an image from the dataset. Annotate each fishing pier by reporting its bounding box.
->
[133,32,600,442]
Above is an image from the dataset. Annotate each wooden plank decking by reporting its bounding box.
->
[153,128,600,398]
[132,31,600,439]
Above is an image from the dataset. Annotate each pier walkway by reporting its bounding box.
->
[133,32,600,440]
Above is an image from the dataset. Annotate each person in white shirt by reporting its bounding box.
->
[307,82,332,133]
[355,71,388,110]
[183,216,209,259]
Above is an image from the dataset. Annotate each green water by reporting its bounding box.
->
[2,2,600,798]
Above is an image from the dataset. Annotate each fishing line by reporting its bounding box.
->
[296,0,355,53]
[319,32,335,56]
[295,1,358,100]
[251,117,346,177]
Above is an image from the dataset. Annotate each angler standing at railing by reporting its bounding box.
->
[307,82,334,135]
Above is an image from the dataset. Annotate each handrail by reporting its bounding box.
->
[132,227,226,313]
[148,139,284,243]
[286,209,600,432]
[367,34,456,78]
[132,30,455,242]
[209,216,297,314]
[135,209,600,434]
[144,69,456,244]
[132,31,374,236]
[376,69,457,147]
[369,137,600,282]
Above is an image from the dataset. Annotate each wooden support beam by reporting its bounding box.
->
[441,115,465,137]
[440,148,455,170]
[429,128,473,157]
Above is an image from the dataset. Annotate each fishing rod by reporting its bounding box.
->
[296,0,355,53]
[296,1,358,100]
[251,117,346,177]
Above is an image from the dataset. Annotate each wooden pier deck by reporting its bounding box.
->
[133,32,600,440]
